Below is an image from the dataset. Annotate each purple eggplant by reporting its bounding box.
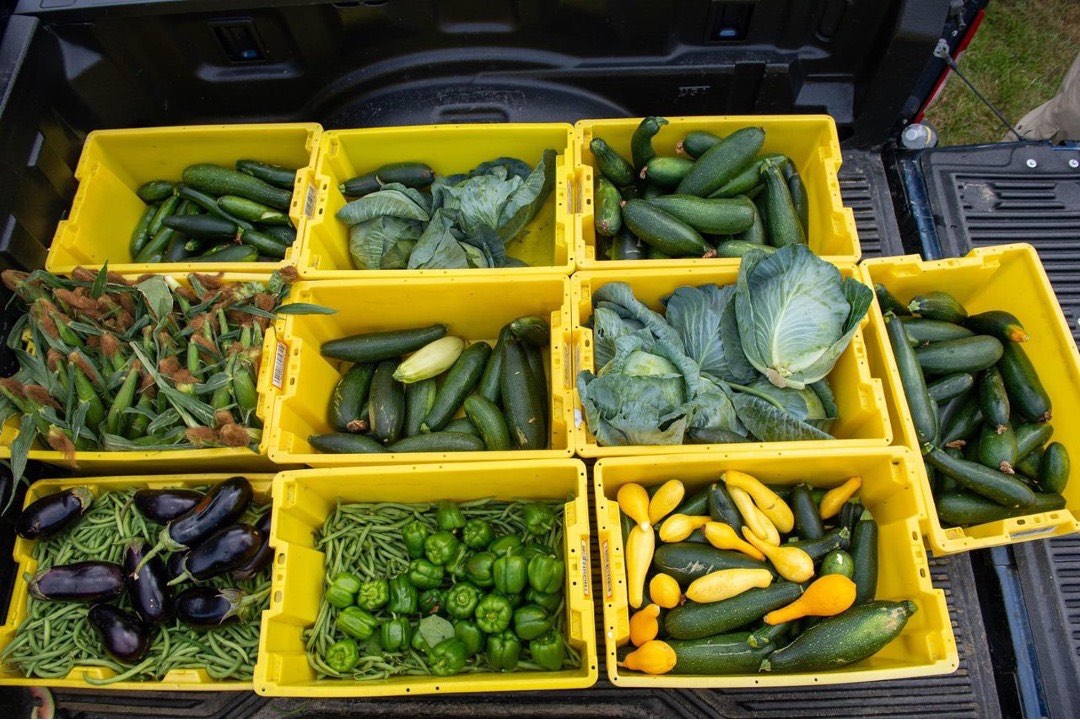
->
[168,524,261,586]
[174,587,262,630]
[231,509,272,582]
[133,488,202,524]
[123,539,171,624]
[166,552,188,584]
[87,604,151,663]
[28,561,125,602]
[16,487,94,541]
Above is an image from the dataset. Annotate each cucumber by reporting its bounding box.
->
[464,395,511,451]
[477,325,511,403]
[976,423,1018,474]
[673,489,709,518]
[964,310,1029,343]
[1038,442,1069,494]
[369,359,405,444]
[668,634,774,674]
[998,341,1052,423]
[677,127,764,197]
[927,373,974,403]
[594,177,622,237]
[421,341,491,432]
[403,377,437,437]
[707,483,744,530]
[309,432,387,454]
[622,200,708,257]
[939,394,982,447]
[218,196,292,226]
[262,224,297,246]
[190,244,257,263]
[874,283,911,317]
[500,338,546,450]
[148,193,181,237]
[884,313,938,446]
[236,159,297,189]
[645,195,755,235]
[748,622,792,650]
[850,514,878,604]
[786,169,809,235]
[734,203,766,245]
[339,172,381,198]
[713,240,775,258]
[136,180,176,203]
[761,601,917,673]
[443,417,480,436]
[510,316,550,347]
[789,526,850,561]
[790,483,825,540]
[631,116,668,170]
[1015,422,1054,458]
[1015,448,1044,478]
[387,431,486,453]
[652,543,770,585]
[375,162,435,189]
[589,138,636,187]
[240,228,290,258]
[915,335,1003,375]
[664,583,802,640]
[908,291,968,323]
[321,325,449,364]
[978,367,1011,432]
[821,550,855,578]
[678,130,721,159]
[760,158,806,248]
[899,317,974,345]
[130,204,157,256]
[182,164,292,210]
[926,448,1036,508]
[176,185,253,230]
[331,364,375,433]
[163,215,239,240]
[611,228,648,260]
[641,156,694,189]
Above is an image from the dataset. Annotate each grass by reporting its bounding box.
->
[923,0,1080,145]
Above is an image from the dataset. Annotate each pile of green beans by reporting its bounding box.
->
[0,488,270,684]
[305,498,580,680]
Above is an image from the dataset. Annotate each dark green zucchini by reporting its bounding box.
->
[321,325,449,364]
[926,448,1036,508]
[899,317,974,345]
[789,483,825,541]
[652,543,770,585]
[915,335,1004,376]
[908,291,968,323]
[978,367,1011,432]
[664,583,802,640]
[330,363,375,433]
[885,313,938,446]
[369,359,405,444]
[998,341,1052,423]
[421,342,491,433]
[927,373,974,403]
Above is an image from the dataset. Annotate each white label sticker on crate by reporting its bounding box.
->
[600,539,612,601]
[580,538,591,598]
[272,341,288,389]
[305,184,317,219]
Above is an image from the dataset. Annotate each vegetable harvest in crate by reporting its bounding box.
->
[1,476,271,683]
[875,284,1070,526]
[335,153,556,270]
[577,244,871,446]
[615,473,917,676]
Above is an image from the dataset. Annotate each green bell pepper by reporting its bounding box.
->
[436,500,466,532]
[325,571,362,609]
[411,627,432,654]
[493,553,527,595]
[445,582,482,619]
[453,618,485,657]
[521,542,554,563]
[527,554,565,594]
[325,637,360,673]
[474,593,514,634]
[529,630,565,671]
[486,630,522,671]
[462,519,494,549]
[513,604,552,641]
[378,617,414,652]
[356,579,389,611]
[335,606,378,640]
[424,530,460,566]
[387,574,418,615]
[526,587,562,613]
[419,588,445,615]
[445,543,471,577]
[505,592,524,609]
[402,520,430,560]
[489,535,523,557]
[465,551,496,587]
[408,558,445,590]
[428,638,467,676]
[522,503,555,536]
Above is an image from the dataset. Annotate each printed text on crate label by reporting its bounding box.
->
[272,341,288,389]
[600,539,612,600]
[581,538,591,597]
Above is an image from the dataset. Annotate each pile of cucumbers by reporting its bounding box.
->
[129,161,300,263]
[310,317,550,454]
[591,117,809,260]
[877,285,1070,527]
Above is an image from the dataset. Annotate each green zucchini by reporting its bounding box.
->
[714,240,776,258]
[369,359,405,444]
[642,182,663,200]
[611,228,648,260]
[262,224,297,246]
[163,215,239,240]
[1015,422,1054,459]
[387,431,486,453]
[594,177,622,237]
[915,335,1003,375]
[976,423,1018,474]
[241,228,290,258]
[821,550,855,578]
[421,341,492,432]
[885,313,938,446]
[1015,448,1043,478]
[939,394,982,447]
[678,130,721,159]
[707,483,744,530]
[645,195,755,235]
[978,367,1011,431]
[330,363,375,433]
[509,316,550,347]
[176,185,253,230]
[641,156,694,189]
[403,377,437,437]
[908,291,968,323]
[1038,442,1069,494]
[899,317,974,345]
[374,162,435,189]
[677,127,764,197]
[464,395,511,451]
[477,325,511,403]
[647,247,671,260]
[874,283,911,317]
[136,180,176,204]
[790,483,825,540]
[998,341,1052,423]
[622,200,708,256]
[652,543,769,585]
[708,154,783,198]
[936,490,1064,525]
[760,158,806,248]
[789,526,850,561]
[236,159,297,189]
[850,514,878,604]
[321,325,449,364]
[523,342,549,440]
[443,417,479,436]
[926,448,1035,508]
[130,204,158,256]
[182,163,292,210]
[164,235,201,263]
[761,601,917,672]
[339,172,381,198]
[631,116,668,170]
[664,583,802,640]
[927,373,974,403]
[148,193,181,238]
[309,432,387,454]
[734,203,766,245]
[500,338,546,450]
[190,244,257,263]
[786,169,809,235]
[964,310,1030,343]
[673,489,709,518]
[218,196,291,226]
[589,138,636,187]
[668,634,774,674]
[748,622,792,650]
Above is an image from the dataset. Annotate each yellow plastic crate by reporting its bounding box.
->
[261,275,574,466]
[594,448,957,687]
[573,115,858,270]
[0,272,284,473]
[46,123,322,275]
[571,266,891,458]
[254,460,596,697]
[0,473,274,691]
[294,124,576,278]
[861,243,1080,555]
